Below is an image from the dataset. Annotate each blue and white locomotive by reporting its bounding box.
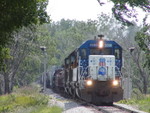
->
[64,35,123,105]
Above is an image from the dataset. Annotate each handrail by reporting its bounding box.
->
[115,66,123,77]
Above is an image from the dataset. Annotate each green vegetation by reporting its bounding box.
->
[0,0,49,94]
[0,0,49,70]
[31,106,62,113]
[0,84,62,113]
[0,0,149,96]
[119,95,150,113]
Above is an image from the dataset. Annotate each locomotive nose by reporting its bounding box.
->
[98,89,110,96]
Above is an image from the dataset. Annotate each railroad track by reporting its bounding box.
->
[87,103,147,113]
[73,100,138,113]
[44,89,147,113]
[73,98,146,113]
[90,104,133,113]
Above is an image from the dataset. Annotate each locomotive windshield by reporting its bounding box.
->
[90,48,112,55]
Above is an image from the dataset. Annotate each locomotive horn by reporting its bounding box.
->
[98,34,104,39]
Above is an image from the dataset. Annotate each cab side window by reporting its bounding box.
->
[115,49,120,59]
[65,58,70,68]
[81,49,86,59]
[71,55,75,64]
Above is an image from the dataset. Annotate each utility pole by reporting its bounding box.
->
[127,47,135,99]
[40,46,47,91]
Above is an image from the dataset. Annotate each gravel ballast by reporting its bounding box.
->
[44,88,102,113]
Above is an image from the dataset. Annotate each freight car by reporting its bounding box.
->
[50,35,123,105]
[52,68,64,92]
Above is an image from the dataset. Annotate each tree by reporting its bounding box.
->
[97,0,150,25]
[47,19,98,64]
[97,0,150,94]
[0,0,49,70]
[112,24,150,94]
[0,23,58,94]
[0,25,38,94]
[135,20,150,69]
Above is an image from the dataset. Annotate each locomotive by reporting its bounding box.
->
[49,35,123,105]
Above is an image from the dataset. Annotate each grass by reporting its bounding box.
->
[30,106,62,113]
[118,95,150,113]
[0,84,63,113]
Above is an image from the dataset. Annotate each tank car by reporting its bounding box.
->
[64,35,123,105]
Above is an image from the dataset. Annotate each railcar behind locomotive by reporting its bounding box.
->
[63,35,123,105]
[51,67,64,92]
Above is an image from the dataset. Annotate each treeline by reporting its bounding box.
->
[0,0,49,94]
[0,0,149,95]
[0,13,149,95]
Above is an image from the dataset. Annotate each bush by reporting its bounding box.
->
[13,83,40,95]
[131,88,145,100]
[0,94,16,112]
[0,84,58,113]
[118,95,150,112]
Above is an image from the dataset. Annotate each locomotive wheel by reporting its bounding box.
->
[72,88,76,98]
[64,87,69,94]
[75,88,81,98]
[69,87,73,95]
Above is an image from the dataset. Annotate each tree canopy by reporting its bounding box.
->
[97,0,150,25]
[0,0,49,70]
[0,0,49,34]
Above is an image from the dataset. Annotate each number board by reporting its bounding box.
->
[105,44,112,47]
[89,43,112,48]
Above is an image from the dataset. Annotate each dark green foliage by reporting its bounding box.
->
[0,47,11,71]
[135,25,150,69]
[0,0,49,70]
[0,0,49,33]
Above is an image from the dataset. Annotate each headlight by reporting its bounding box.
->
[112,80,119,86]
[98,40,104,48]
[86,80,93,86]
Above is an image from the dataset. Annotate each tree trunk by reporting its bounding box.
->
[0,82,3,95]
[143,77,148,94]
[131,52,149,94]
[0,75,4,95]
[4,74,11,94]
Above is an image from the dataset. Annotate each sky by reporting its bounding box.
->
[46,0,150,24]
[46,0,113,22]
